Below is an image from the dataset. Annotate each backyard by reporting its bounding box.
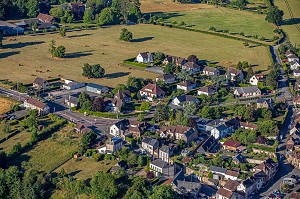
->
[0,96,17,114]
[0,24,271,87]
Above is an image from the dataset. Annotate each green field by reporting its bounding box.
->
[0,130,30,152]
[0,24,271,87]
[54,158,117,179]
[275,0,300,46]
[163,8,276,40]
[10,124,80,173]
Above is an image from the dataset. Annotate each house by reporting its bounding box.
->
[294,95,300,105]
[256,98,274,109]
[159,145,175,163]
[293,69,300,77]
[98,137,123,154]
[233,86,261,97]
[216,180,243,199]
[163,55,186,67]
[24,97,50,115]
[104,98,123,112]
[233,154,245,164]
[74,123,85,133]
[142,137,159,155]
[252,158,278,182]
[128,120,150,138]
[176,80,196,91]
[290,60,300,70]
[250,74,265,86]
[37,13,54,23]
[86,83,109,94]
[114,90,132,103]
[15,18,40,29]
[65,94,80,108]
[68,2,85,19]
[171,170,203,198]
[136,52,153,63]
[226,67,244,81]
[197,86,217,96]
[294,78,300,91]
[194,117,213,131]
[222,140,241,152]
[139,83,165,101]
[203,66,220,76]
[32,77,50,90]
[287,54,299,63]
[172,95,199,107]
[210,123,233,140]
[150,159,175,177]
[182,62,201,73]
[209,166,227,178]
[110,119,129,137]
[160,125,198,144]
[156,74,176,84]
[240,122,257,130]
[0,21,24,35]
[62,79,85,90]
[197,135,215,154]
[237,178,256,198]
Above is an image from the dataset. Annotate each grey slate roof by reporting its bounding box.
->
[203,66,218,73]
[175,95,198,103]
[86,83,108,90]
[142,137,159,147]
[209,166,227,174]
[151,159,168,169]
[235,86,260,94]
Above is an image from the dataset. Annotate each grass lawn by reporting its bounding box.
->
[275,0,300,47]
[0,25,271,87]
[10,124,80,173]
[163,8,275,39]
[54,157,117,179]
[0,96,17,114]
[0,130,31,152]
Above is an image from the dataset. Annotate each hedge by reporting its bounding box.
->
[78,109,146,119]
[123,58,148,68]
[249,144,276,152]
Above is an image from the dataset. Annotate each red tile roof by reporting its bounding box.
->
[25,97,47,109]
[37,13,54,23]
[223,140,241,148]
[140,83,165,95]
[216,188,233,198]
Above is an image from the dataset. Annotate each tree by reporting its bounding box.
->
[266,68,279,88]
[231,0,247,10]
[261,108,272,120]
[112,84,127,94]
[91,172,118,199]
[137,156,147,167]
[119,28,133,41]
[247,66,254,80]
[187,55,198,62]
[53,46,66,58]
[265,6,284,25]
[98,8,118,25]
[82,63,105,78]
[163,63,176,74]
[1,123,11,134]
[137,113,144,122]
[150,185,178,199]
[26,0,39,17]
[199,106,214,119]
[31,23,38,34]
[126,76,146,92]
[61,10,74,23]
[81,131,96,150]
[82,100,93,111]
[59,26,66,37]
[49,40,56,57]
[50,7,64,20]
[257,120,279,136]
[140,102,151,111]
[83,8,94,23]
[79,92,91,107]
[93,97,105,112]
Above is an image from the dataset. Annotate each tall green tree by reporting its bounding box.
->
[150,185,178,199]
[26,0,40,17]
[98,7,118,25]
[83,8,94,23]
[91,172,118,199]
[119,28,133,41]
[265,6,284,25]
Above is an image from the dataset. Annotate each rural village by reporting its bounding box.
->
[0,0,299,199]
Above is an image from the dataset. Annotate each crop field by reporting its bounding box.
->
[54,158,117,179]
[162,8,275,39]
[275,0,300,46]
[0,96,16,114]
[10,124,80,173]
[0,25,271,87]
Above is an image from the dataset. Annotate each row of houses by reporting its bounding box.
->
[285,50,300,71]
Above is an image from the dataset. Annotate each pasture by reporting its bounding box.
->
[10,124,80,173]
[162,8,275,39]
[0,130,31,152]
[54,158,117,179]
[275,0,300,47]
[0,25,271,87]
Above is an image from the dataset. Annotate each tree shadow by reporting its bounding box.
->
[0,51,20,58]
[65,50,94,58]
[105,72,130,79]
[68,33,93,38]
[281,18,300,26]
[131,36,155,43]
[4,41,45,49]
[68,170,82,177]
[8,154,31,168]
[144,12,185,20]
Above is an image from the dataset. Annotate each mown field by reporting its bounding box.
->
[0,96,17,114]
[0,130,31,152]
[10,124,80,173]
[275,0,300,46]
[0,25,271,87]
[54,158,117,179]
